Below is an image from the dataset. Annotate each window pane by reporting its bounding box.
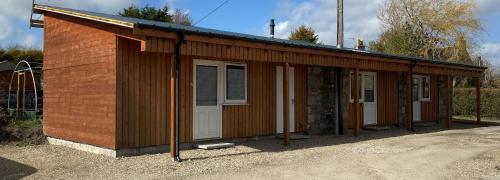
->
[196,65,218,106]
[226,65,245,101]
[412,77,419,101]
[364,75,375,102]
[422,77,430,99]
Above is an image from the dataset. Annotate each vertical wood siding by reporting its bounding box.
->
[420,75,439,122]
[116,37,171,148]
[348,71,399,128]
[117,37,309,148]
[221,63,307,139]
[377,71,400,125]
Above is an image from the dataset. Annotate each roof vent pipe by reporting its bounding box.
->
[356,39,366,51]
[270,19,275,39]
[337,0,343,48]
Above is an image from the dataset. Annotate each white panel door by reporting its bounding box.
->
[193,61,222,140]
[276,66,295,133]
[412,77,422,122]
[362,72,377,125]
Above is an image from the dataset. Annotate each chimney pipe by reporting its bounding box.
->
[356,39,366,50]
[270,19,275,38]
[337,0,344,48]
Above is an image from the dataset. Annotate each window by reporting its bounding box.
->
[224,64,247,104]
[363,74,375,102]
[196,65,218,106]
[412,77,420,101]
[421,76,430,101]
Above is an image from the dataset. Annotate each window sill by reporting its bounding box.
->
[222,103,249,106]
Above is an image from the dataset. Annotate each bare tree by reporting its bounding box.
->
[172,9,192,26]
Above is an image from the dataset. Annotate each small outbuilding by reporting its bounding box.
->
[32,4,485,158]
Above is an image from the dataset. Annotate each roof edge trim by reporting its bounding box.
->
[33,4,134,28]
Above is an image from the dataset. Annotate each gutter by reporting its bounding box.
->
[134,23,485,70]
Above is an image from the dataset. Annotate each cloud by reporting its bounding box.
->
[0,0,140,48]
[268,0,385,47]
[476,0,500,17]
[479,43,500,66]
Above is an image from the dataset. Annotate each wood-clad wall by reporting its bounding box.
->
[117,37,307,148]
[294,65,308,132]
[420,75,439,122]
[348,71,399,128]
[377,71,400,125]
[140,33,483,77]
[116,37,170,148]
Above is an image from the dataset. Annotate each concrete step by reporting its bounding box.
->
[364,126,392,131]
[276,134,310,140]
[194,142,235,150]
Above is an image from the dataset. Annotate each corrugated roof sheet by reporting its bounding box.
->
[34,4,485,70]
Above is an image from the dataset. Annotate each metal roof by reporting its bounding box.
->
[33,4,486,70]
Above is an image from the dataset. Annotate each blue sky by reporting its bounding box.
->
[1,0,500,67]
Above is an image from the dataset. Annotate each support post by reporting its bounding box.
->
[445,76,451,128]
[405,72,413,131]
[476,77,481,126]
[169,58,176,158]
[283,63,290,145]
[353,68,360,136]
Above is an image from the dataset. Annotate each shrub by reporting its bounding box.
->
[453,88,500,118]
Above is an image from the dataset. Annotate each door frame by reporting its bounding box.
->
[276,66,295,133]
[349,71,378,125]
[192,59,223,140]
[361,71,377,125]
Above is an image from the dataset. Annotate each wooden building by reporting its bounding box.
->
[32,5,485,158]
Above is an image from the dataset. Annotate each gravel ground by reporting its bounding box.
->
[1,123,500,179]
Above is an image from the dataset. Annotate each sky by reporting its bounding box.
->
[1,0,500,67]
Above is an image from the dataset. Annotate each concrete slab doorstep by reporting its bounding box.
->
[276,134,310,140]
[414,122,437,127]
[194,143,235,150]
[364,126,392,131]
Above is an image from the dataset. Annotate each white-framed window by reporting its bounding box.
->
[421,76,431,101]
[224,63,247,104]
[412,75,431,102]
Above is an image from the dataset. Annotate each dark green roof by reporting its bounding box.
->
[34,4,485,70]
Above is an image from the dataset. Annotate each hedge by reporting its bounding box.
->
[453,88,500,118]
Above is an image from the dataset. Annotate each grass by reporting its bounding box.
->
[9,118,42,128]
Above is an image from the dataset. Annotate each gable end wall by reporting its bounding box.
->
[43,14,117,149]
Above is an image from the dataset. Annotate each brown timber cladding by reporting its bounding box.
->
[348,71,400,128]
[43,15,117,149]
[142,35,482,77]
[420,75,439,122]
[116,37,307,149]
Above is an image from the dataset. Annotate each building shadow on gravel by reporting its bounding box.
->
[0,157,37,179]
[185,122,494,161]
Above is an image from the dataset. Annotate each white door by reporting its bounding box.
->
[362,72,377,125]
[412,76,422,122]
[193,61,222,140]
[276,66,295,133]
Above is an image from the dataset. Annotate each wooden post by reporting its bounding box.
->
[445,76,451,128]
[169,58,176,158]
[476,77,481,126]
[283,63,290,145]
[353,68,360,136]
[405,72,413,131]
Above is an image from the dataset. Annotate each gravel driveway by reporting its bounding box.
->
[1,123,500,179]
